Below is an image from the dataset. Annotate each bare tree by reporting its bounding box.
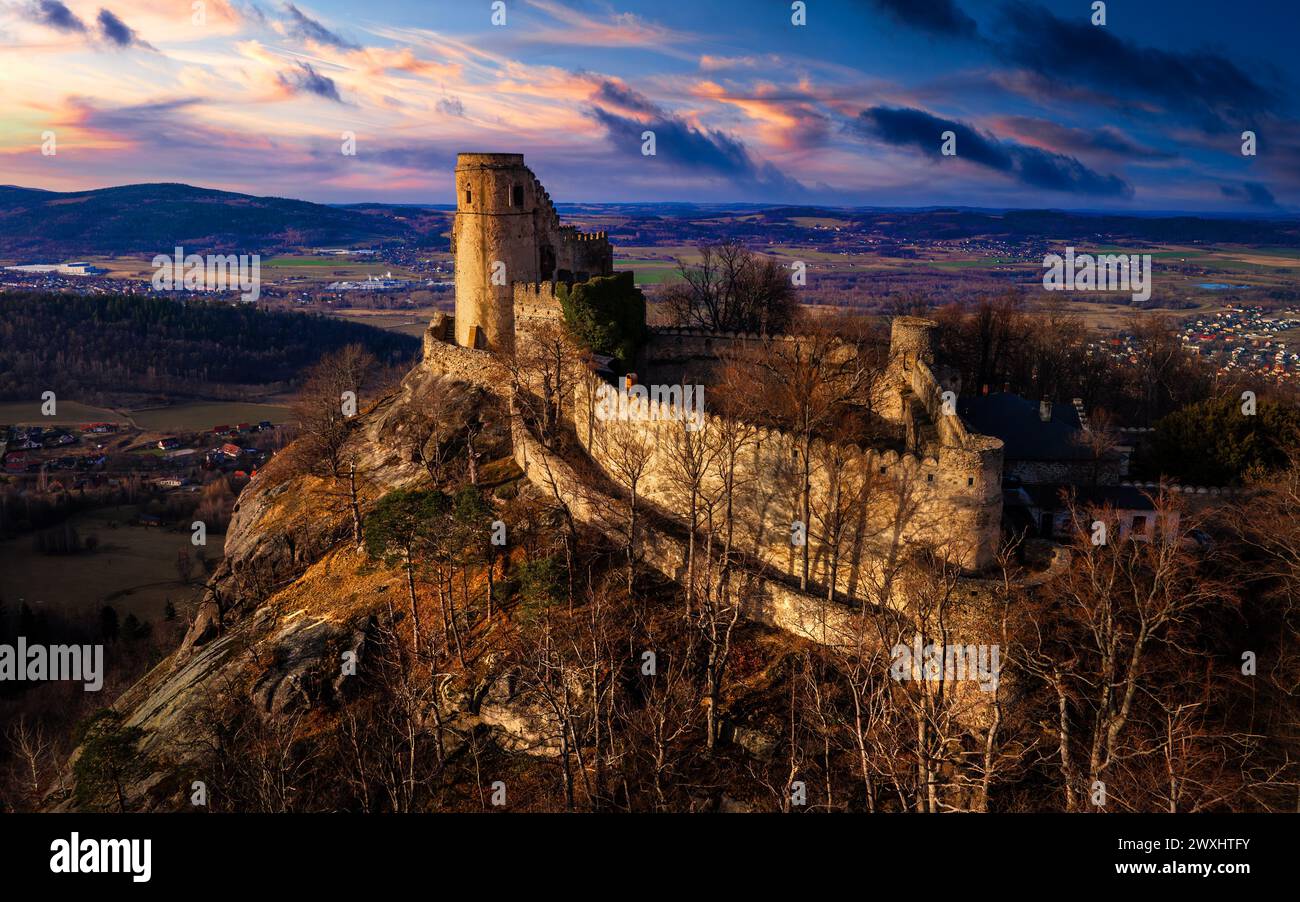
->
[593,413,656,594]
[290,344,378,546]
[5,716,52,809]
[662,240,798,335]
[662,407,718,615]
[1026,492,1229,811]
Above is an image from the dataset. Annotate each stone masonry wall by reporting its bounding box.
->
[570,367,1001,595]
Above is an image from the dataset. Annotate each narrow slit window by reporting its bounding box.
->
[465,188,472,205]
[512,185,524,207]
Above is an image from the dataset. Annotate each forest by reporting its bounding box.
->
[0,292,418,403]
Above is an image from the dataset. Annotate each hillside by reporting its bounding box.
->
[0,183,433,258]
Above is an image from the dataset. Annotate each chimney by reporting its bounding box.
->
[1039,398,1052,423]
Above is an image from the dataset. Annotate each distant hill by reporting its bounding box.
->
[0,183,438,259]
[2,182,1295,260]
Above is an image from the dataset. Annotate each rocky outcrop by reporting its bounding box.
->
[51,361,512,811]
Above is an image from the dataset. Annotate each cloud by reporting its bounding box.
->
[97,8,153,49]
[234,1,269,27]
[996,116,1175,161]
[45,96,359,193]
[1220,181,1276,207]
[437,96,464,117]
[869,0,977,38]
[588,97,805,196]
[276,61,342,101]
[594,80,664,117]
[993,1,1278,129]
[65,96,271,160]
[853,106,1131,196]
[523,0,690,49]
[699,54,763,71]
[280,1,357,49]
[22,0,86,33]
[363,143,455,172]
[692,81,832,151]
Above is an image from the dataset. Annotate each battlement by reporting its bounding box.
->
[1118,481,1243,496]
[648,325,801,342]
[562,229,609,242]
[456,152,525,168]
[513,281,561,302]
[513,281,565,328]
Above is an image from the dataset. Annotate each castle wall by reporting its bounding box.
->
[421,319,506,387]
[513,282,565,331]
[570,366,1002,592]
[555,229,613,282]
[512,409,859,645]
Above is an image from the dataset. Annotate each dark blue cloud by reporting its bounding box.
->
[1220,181,1276,207]
[277,62,342,102]
[97,8,151,49]
[24,0,86,33]
[993,1,1278,129]
[854,106,1131,196]
[364,144,455,171]
[589,103,805,196]
[594,80,664,117]
[281,2,357,50]
[869,0,977,38]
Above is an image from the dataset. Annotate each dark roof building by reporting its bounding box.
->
[958,392,1120,486]
[959,393,1089,461]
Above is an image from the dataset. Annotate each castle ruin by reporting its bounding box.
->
[428,152,1008,613]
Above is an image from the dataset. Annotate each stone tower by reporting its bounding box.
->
[889,315,939,369]
[451,152,614,351]
[452,153,541,350]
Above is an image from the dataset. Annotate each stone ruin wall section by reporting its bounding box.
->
[570,367,1002,595]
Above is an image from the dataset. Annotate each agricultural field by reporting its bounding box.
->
[329,307,446,338]
[0,400,127,427]
[42,254,429,286]
[0,400,290,432]
[258,256,422,283]
[0,505,215,619]
[127,402,292,432]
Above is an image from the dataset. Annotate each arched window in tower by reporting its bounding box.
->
[465,187,472,205]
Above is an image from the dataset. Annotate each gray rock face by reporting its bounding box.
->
[53,361,508,811]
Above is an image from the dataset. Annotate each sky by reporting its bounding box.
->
[0,0,1296,211]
